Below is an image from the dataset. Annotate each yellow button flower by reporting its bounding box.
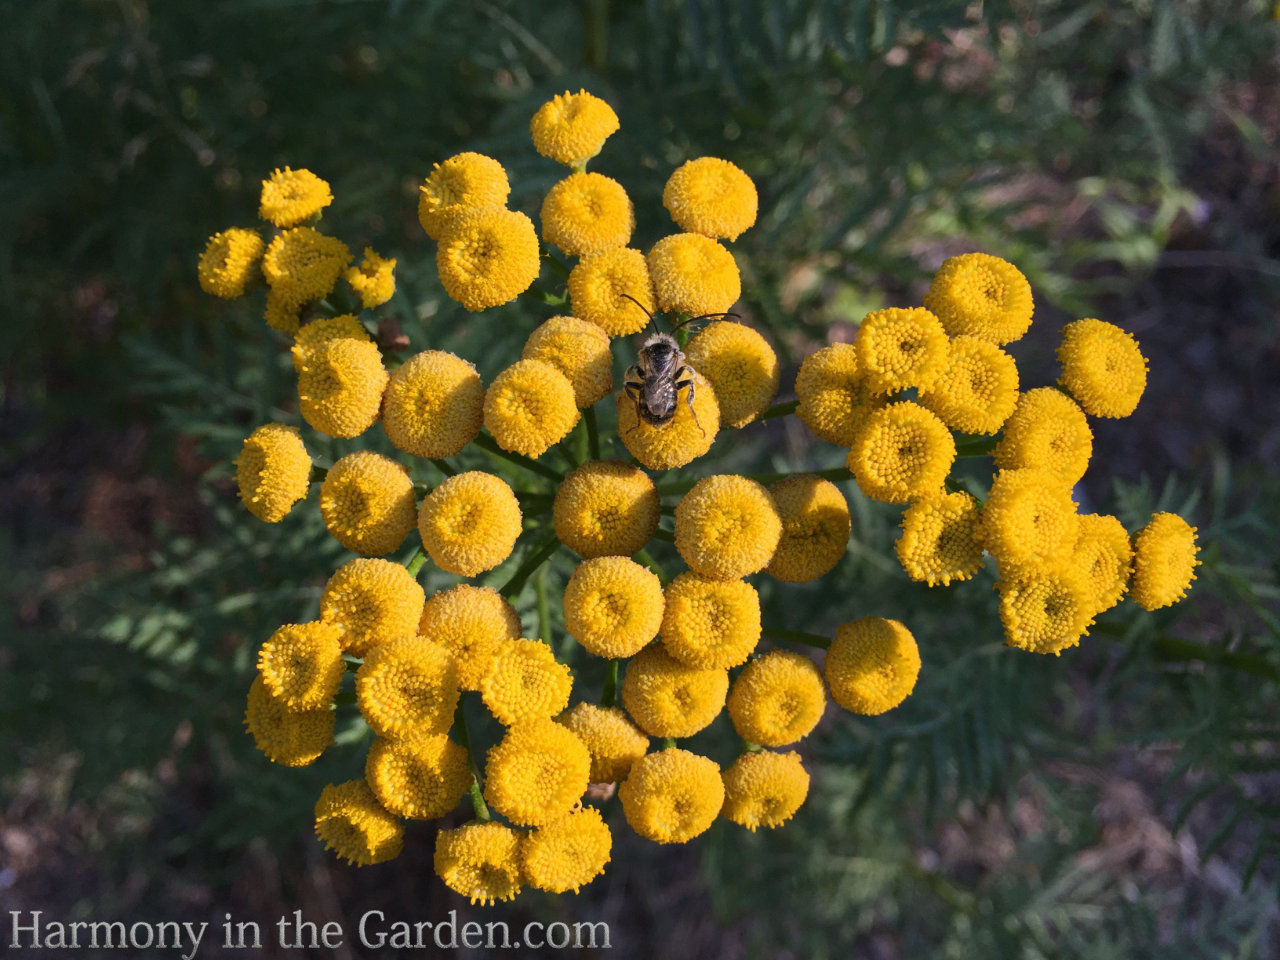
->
[481,638,574,726]
[765,475,851,583]
[198,227,263,299]
[418,471,522,577]
[382,350,483,458]
[436,206,541,311]
[854,307,949,395]
[727,650,826,747]
[433,821,524,905]
[265,287,303,335]
[257,621,344,709]
[795,342,887,446]
[236,423,312,523]
[647,233,741,317]
[319,557,426,657]
[567,247,657,336]
[998,572,1095,655]
[259,167,333,228]
[923,252,1034,345]
[721,750,810,831]
[344,247,396,308]
[1072,513,1133,614]
[484,358,581,458]
[365,734,471,820]
[418,584,522,691]
[993,387,1093,485]
[417,152,511,240]
[556,703,650,783]
[621,643,729,737]
[522,316,613,408]
[619,748,723,844]
[659,572,761,670]
[245,676,334,767]
[662,157,758,241]
[978,468,1080,580]
[1130,512,1199,611]
[291,314,371,372]
[674,475,781,580]
[541,172,634,256]
[483,718,591,826]
[617,367,720,470]
[847,401,956,504]
[917,335,1020,435]
[825,617,921,715]
[553,459,660,559]
[318,451,417,557]
[261,226,350,309]
[523,805,612,894]
[1057,318,1148,418]
[683,321,779,428]
[356,637,460,739]
[314,780,403,867]
[530,89,620,167]
[564,556,665,659]
[297,337,388,438]
[895,491,985,587]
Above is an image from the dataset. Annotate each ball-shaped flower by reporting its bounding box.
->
[662,157,758,241]
[1130,512,1199,611]
[727,650,826,747]
[720,750,810,831]
[795,342,887,446]
[236,423,312,523]
[265,288,302,335]
[436,207,540,311]
[924,252,1034,344]
[318,451,417,557]
[1057,318,1148,418]
[683,321,779,428]
[979,468,1080,580]
[619,748,723,844]
[621,643,729,737]
[563,556,664,658]
[659,572,761,670]
[567,247,657,336]
[648,233,741,317]
[319,557,426,657]
[365,734,471,820]
[345,247,396,309]
[256,621,344,709]
[417,471,522,577]
[198,227,263,299]
[1072,513,1133,614]
[483,718,591,827]
[522,316,613,408]
[483,358,581,458]
[523,805,612,894]
[481,639,574,726]
[434,821,524,905]
[895,491,985,587]
[297,337,388,438]
[245,676,334,767]
[417,152,511,240]
[918,334,1020,435]
[291,314,371,372]
[847,401,956,504]
[998,572,1095,655]
[993,387,1093,485]
[765,475,851,583]
[530,89,620,166]
[825,617,921,715]
[553,460,660,559]
[314,780,403,867]
[674,475,781,580]
[541,172,634,257]
[854,306,949,395]
[261,227,350,308]
[418,584,522,691]
[259,167,333,228]
[556,703,650,783]
[382,350,483,458]
[356,637,460,740]
[616,367,720,470]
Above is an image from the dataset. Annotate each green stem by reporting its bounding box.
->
[430,458,457,478]
[764,626,831,650]
[542,251,572,280]
[499,531,563,598]
[308,464,327,484]
[954,436,999,457]
[574,414,589,466]
[633,548,666,584]
[662,737,678,750]
[653,528,675,543]
[585,405,601,460]
[581,0,608,71]
[758,399,798,420]
[473,433,564,482]
[452,699,491,822]
[742,740,764,753]
[1094,621,1280,681]
[404,546,428,578]
[601,659,620,708]
[536,566,551,644]
[524,284,567,307]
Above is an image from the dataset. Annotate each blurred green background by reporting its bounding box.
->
[3,0,1280,956]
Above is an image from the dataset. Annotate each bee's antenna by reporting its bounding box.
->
[620,293,658,333]
[670,310,740,334]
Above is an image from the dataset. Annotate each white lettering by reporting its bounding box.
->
[434,909,458,949]
[524,921,544,950]
[10,910,42,947]
[357,910,384,948]
[182,921,208,960]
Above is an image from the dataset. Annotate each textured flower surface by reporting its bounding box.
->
[998,571,1095,655]
[795,342,886,446]
[522,316,614,408]
[261,227,350,309]
[683,321,779,428]
[727,650,826,746]
[297,337,388,439]
[616,368,719,469]
[659,572,761,670]
[318,452,417,557]
[434,822,524,904]
[662,157,758,241]
[314,780,402,867]
[854,307,949,395]
[541,172,634,257]
[356,637,460,739]
[993,387,1093,484]
[619,748,723,844]
[257,621,344,709]
[436,207,540,311]
[924,252,1034,344]
[918,335,1020,434]
[245,676,334,767]
[563,556,664,659]
[418,585,522,691]
[198,227,263,298]
[319,557,425,657]
[895,491,985,587]
[621,643,729,737]
[417,471,522,576]
[365,734,471,820]
[721,750,810,831]
[481,639,574,726]
[674,475,781,580]
[825,617,921,715]
[417,152,511,240]
[382,350,484,458]
[291,315,371,372]
[523,805,612,894]
[847,401,956,503]
[484,359,581,457]
[765,475,850,583]
[556,703,650,783]
[567,247,657,336]
[1072,513,1133,614]
[345,247,396,308]
[553,460,659,558]
[483,718,591,827]
[530,89,620,166]
[979,468,1080,579]
[647,233,741,317]
[259,167,333,228]
[1131,512,1199,610]
[1057,318,1148,418]
[236,423,311,523]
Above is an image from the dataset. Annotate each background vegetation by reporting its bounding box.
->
[3,0,1279,955]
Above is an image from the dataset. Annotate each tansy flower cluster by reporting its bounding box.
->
[202,90,1198,901]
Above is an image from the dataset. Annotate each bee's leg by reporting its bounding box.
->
[623,366,645,434]
[675,366,705,437]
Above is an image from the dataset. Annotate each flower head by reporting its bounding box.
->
[365,734,471,820]
[417,471,522,577]
[523,805,612,894]
[553,460,660,559]
[345,247,396,308]
[259,167,333,228]
[319,557,426,657]
[727,650,826,747]
[765,475,851,583]
[417,152,511,240]
[567,247,657,336]
[319,451,417,557]
[436,207,540,311]
[683,321,779,428]
[1057,318,1148,418]
[825,617,921,715]
[917,335,1020,435]
[530,89,620,166]
[483,358,581,457]
[245,676,334,767]
[647,233,741,317]
[541,172,634,256]
[563,557,664,659]
[847,401,956,504]
[998,572,1094,655]
[720,750,809,831]
[314,780,403,867]
[481,639,574,726]
[795,343,887,446]
[556,703,650,783]
[619,748,723,844]
[662,157,758,241]
[434,821,524,905]
[1072,513,1133,614]
[418,584,522,691]
[993,387,1093,485]
[660,572,761,670]
[621,643,729,737]
[924,252,1034,344]
[257,621,345,709]
[291,314,371,372]
[616,367,720,469]
[297,337,388,438]
[895,491,984,587]
[356,637,460,739]
[236,423,312,523]
[198,227,263,298]
[483,718,591,826]
[675,475,781,581]
[265,287,303,335]
[978,468,1080,579]
[854,307,949,395]
[1130,512,1199,610]
[261,227,350,308]
[522,316,613,408]
[382,350,483,458]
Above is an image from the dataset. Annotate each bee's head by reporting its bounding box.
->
[639,333,680,369]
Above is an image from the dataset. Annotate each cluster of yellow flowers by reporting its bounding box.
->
[204,89,1199,903]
